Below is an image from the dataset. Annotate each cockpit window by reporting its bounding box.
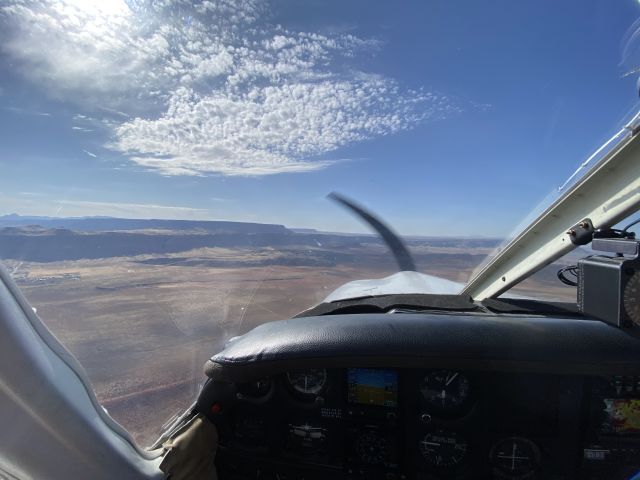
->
[1,0,639,446]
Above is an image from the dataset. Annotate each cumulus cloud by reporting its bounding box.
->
[0,0,458,176]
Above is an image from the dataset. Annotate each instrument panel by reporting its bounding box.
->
[204,370,640,480]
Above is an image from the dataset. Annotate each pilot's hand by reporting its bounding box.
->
[160,413,218,480]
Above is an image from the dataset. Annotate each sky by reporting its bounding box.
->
[1,0,640,236]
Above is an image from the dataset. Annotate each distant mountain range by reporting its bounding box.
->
[0,214,502,262]
[0,214,288,234]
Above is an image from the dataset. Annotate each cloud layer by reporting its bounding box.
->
[1,0,456,176]
[0,193,215,219]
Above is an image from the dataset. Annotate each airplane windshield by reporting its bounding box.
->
[1,0,640,447]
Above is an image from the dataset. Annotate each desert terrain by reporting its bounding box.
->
[0,216,575,446]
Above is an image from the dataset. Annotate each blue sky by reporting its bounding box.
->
[1,0,639,236]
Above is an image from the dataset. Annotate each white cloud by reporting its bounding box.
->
[0,0,458,176]
[0,194,216,219]
[56,199,212,218]
[114,81,451,176]
[82,149,97,158]
[2,106,51,116]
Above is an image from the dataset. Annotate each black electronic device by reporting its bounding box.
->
[581,375,640,479]
[577,237,640,333]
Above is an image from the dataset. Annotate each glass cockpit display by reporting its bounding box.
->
[601,398,640,435]
[347,368,398,408]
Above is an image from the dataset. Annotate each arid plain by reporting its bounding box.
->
[1,221,576,447]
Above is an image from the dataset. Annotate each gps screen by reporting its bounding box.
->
[347,368,398,408]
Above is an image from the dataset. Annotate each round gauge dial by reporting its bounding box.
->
[489,437,541,479]
[420,430,468,468]
[286,369,327,396]
[623,271,640,327]
[237,378,271,398]
[356,430,388,465]
[420,370,471,411]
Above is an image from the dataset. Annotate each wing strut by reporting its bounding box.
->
[463,116,640,300]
